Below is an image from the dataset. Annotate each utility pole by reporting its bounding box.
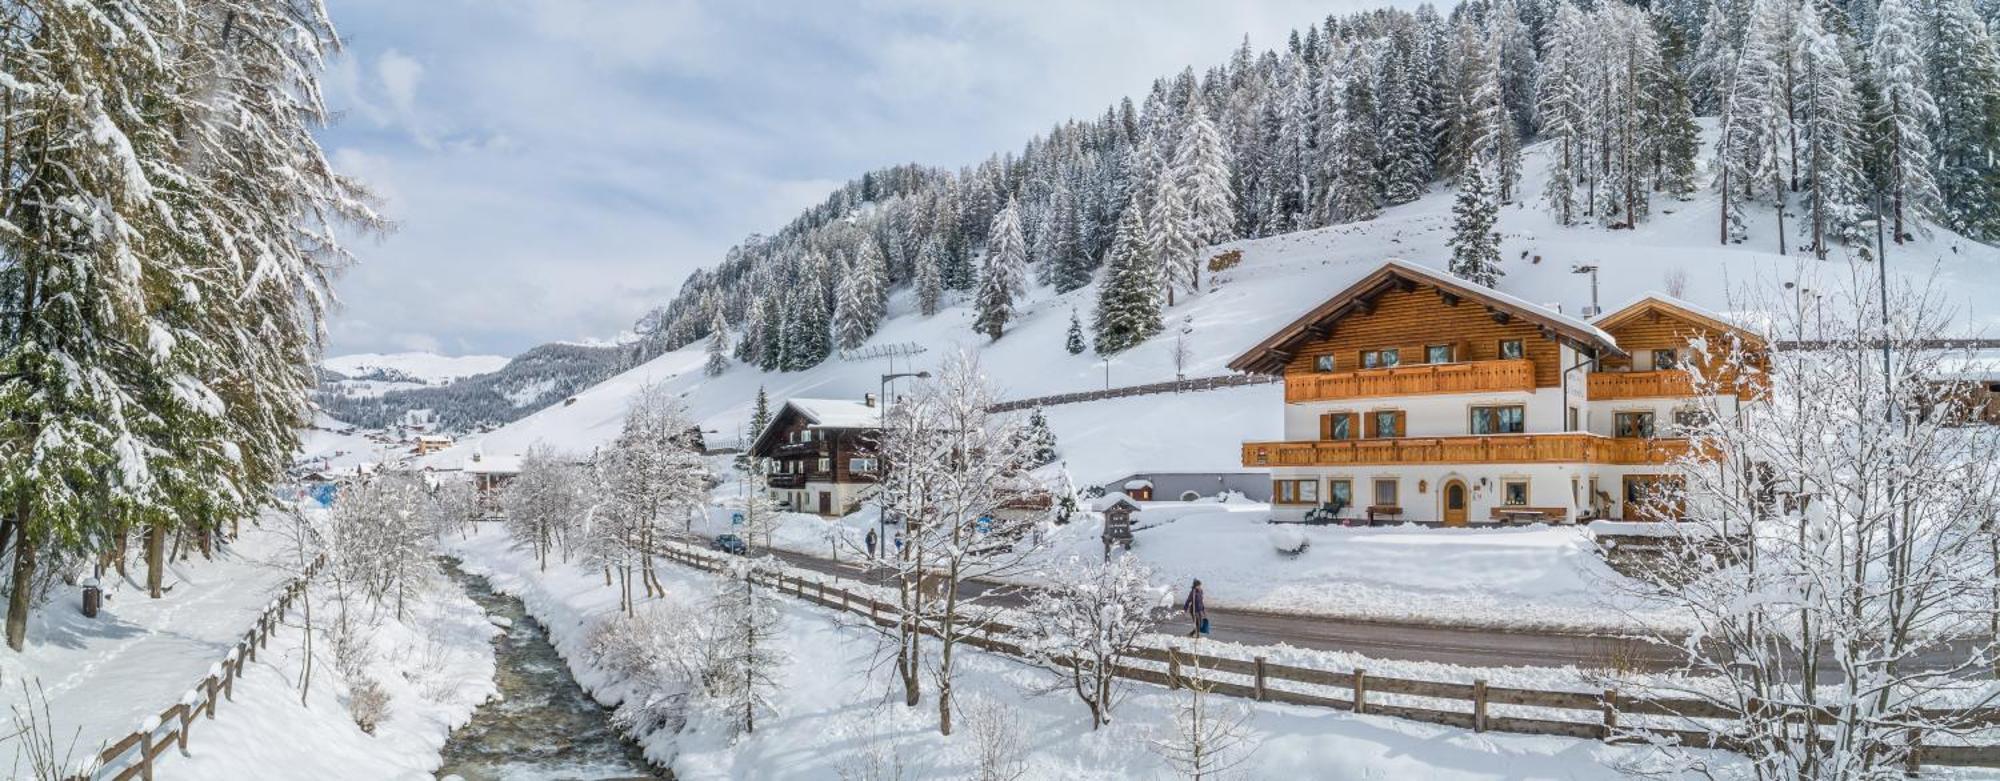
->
[1571,263,1600,317]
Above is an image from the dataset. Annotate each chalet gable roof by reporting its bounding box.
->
[1593,293,1768,350]
[749,397,881,456]
[1226,260,1624,375]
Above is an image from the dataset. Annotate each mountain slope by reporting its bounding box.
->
[319,343,627,432]
[427,126,2000,483]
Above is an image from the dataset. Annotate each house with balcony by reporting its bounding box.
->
[1230,261,1761,526]
[747,395,883,515]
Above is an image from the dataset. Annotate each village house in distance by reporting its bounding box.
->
[1232,260,1761,526]
[747,396,883,515]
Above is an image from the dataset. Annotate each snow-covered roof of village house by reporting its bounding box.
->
[1593,292,1768,346]
[1124,479,1154,490]
[748,397,883,456]
[463,454,523,475]
[1227,259,1624,374]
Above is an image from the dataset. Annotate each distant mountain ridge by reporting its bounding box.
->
[316,343,627,432]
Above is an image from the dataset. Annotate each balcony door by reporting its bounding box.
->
[1442,479,1469,527]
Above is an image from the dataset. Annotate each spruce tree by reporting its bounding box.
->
[1448,167,1504,287]
[915,236,945,316]
[1148,177,1197,304]
[1329,74,1383,222]
[1021,409,1060,467]
[975,198,1027,340]
[1871,0,1942,240]
[1538,0,1589,224]
[1093,204,1164,354]
[1793,3,1867,256]
[751,386,772,440]
[1172,96,1236,284]
[1066,309,1087,355]
[706,312,730,377]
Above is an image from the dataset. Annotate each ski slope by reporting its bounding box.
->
[427,121,2000,487]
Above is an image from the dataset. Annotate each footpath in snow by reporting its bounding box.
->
[0,517,311,772]
[443,524,1710,780]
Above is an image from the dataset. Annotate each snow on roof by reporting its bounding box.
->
[1937,350,2000,380]
[1124,479,1154,490]
[1593,291,1766,344]
[788,398,881,429]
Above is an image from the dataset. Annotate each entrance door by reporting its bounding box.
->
[818,491,833,515]
[1443,480,1469,527]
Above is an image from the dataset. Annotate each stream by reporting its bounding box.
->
[436,558,664,781]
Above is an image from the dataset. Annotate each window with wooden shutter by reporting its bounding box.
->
[1368,410,1403,438]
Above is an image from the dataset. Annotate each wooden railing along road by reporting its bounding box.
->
[85,555,327,781]
[987,373,1280,413]
[1242,433,1692,468]
[655,543,2000,772]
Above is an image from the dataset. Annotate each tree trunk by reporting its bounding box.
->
[7,516,35,651]
[147,523,166,598]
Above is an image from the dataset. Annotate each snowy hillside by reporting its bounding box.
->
[429,123,2000,486]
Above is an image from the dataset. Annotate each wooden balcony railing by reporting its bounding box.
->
[1285,359,1536,403]
[768,472,806,489]
[773,441,823,458]
[1587,370,1695,400]
[1241,434,1693,468]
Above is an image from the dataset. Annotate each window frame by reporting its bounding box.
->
[1274,478,1321,505]
[1469,405,1527,435]
[1651,348,1680,370]
[1614,410,1657,439]
[1426,344,1453,364]
[848,457,878,473]
[1314,355,1335,373]
[816,456,832,473]
[1328,413,1353,441]
[1370,409,1404,438]
[1372,478,1400,507]
[1499,339,1525,360]
[1329,479,1353,509]
[1502,479,1530,507]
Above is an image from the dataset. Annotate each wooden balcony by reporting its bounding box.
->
[1587,369,1761,400]
[1241,433,1693,468]
[772,441,823,458]
[1285,359,1536,403]
[768,472,806,489]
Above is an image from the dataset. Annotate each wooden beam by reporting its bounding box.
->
[1438,290,1461,307]
[1392,276,1416,293]
[1357,297,1377,315]
[1540,325,1558,341]
[1305,322,1333,339]
[1486,307,1511,325]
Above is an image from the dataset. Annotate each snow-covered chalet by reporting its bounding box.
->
[1230,260,1762,525]
[747,396,882,515]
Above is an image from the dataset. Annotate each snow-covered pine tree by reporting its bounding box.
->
[1538,0,1589,224]
[1172,98,1235,290]
[835,272,869,351]
[1691,0,1740,114]
[750,386,772,442]
[1600,4,1664,227]
[1377,26,1431,206]
[1448,167,1504,287]
[915,235,945,316]
[975,198,1028,340]
[1792,2,1867,257]
[1870,0,1942,241]
[1021,408,1060,467]
[1925,0,2000,240]
[1094,203,1165,354]
[782,281,832,370]
[1066,309,1087,355]
[1328,62,1383,223]
[1441,20,1495,182]
[1650,19,1702,198]
[1489,0,1539,139]
[705,311,730,376]
[1148,176,1197,306]
[734,297,765,364]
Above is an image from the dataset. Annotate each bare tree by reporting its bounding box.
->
[1150,661,1257,780]
[501,446,590,571]
[1615,263,2000,779]
[1019,552,1168,728]
[875,353,1056,735]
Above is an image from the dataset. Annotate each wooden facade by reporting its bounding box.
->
[747,398,883,516]
[1242,434,1690,468]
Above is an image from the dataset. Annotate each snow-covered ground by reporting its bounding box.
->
[153,563,499,780]
[442,524,1719,780]
[0,518,311,773]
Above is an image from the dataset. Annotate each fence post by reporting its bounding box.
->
[1168,653,1182,691]
[224,659,235,701]
[178,706,191,750]
[1905,727,1922,777]
[205,678,218,718]
[817,581,826,604]
[1253,657,1268,702]
[1353,669,1367,714]
[1472,680,1488,732]
[1600,689,1617,740]
[139,731,154,781]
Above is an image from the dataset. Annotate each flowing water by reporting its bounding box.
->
[436,559,664,781]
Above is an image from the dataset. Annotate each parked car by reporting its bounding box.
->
[711,533,747,555]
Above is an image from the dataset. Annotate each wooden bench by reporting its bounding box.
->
[1366,505,1404,524]
[1489,506,1569,524]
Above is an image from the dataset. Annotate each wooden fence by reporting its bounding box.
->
[86,555,327,781]
[657,543,2000,772]
[987,373,1280,413]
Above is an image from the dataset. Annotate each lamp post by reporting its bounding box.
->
[879,371,931,420]
[1571,263,1600,317]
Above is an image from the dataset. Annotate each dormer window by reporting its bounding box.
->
[1315,355,1335,372]
[1499,339,1525,360]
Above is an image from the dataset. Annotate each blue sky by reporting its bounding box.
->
[316,0,1384,357]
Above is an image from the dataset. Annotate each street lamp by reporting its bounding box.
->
[879,371,930,421]
[1571,263,1600,317]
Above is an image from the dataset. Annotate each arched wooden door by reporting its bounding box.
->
[1443,480,1469,527]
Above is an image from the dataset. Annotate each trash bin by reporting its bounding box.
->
[82,584,101,618]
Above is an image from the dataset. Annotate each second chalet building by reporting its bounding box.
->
[1232,260,1761,526]
[747,396,883,516]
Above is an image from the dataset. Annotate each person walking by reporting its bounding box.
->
[1183,579,1209,637]
[865,527,879,560]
